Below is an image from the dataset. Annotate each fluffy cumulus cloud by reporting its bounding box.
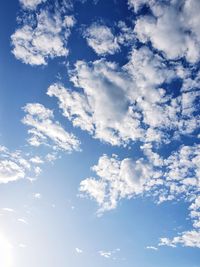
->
[22,103,80,152]
[0,145,43,184]
[79,143,200,246]
[47,46,199,146]
[11,2,75,65]
[79,154,161,213]
[47,60,144,146]
[83,21,136,55]
[134,0,200,63]
[19,0,47,10]
[83,23,120,55]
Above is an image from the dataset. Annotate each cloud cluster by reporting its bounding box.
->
[80,144,200,210]
[11,3,75,65]
[48,46,199,146]
[22,103,80,152]
[79,143,200,246]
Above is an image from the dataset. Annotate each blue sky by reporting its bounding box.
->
[0,0,200,266]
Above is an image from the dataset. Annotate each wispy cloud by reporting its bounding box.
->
[22,103,80,152]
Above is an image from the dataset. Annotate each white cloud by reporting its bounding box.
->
[11,10,75,65]
[134,0,200,63]
[0,160,25,184]
[79,143,200,246]
[47,60,144,146]
[124,46,174,88]
[99,250,112,258]
[34,193,41,199]
[22,103,80,152]
[0,145,43,184]
[128,0,152,12]
[98,248,120,259]
[30,156,44,164]
[83,23,120,55]
[146,246,158,251]
[159,231,200,248]
[45,153,58,162]
[79,154,160,213]
[48,46,199,147]
[19,0,46,10]
[75,248,83,254]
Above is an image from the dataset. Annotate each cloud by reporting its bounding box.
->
[22,103,80,152]
[75,248,83,254]
[159,231,200,248]
[83,23,120,55]
[128,0,151,12]
[48,60,143,146]
[19,0,47,10]
[79,154,160,213]
[47,58,144,146]
[11,8,75,65]
[98,248,120,259]
[0,160,25,184]
[99,250,112,258]
[34,193,42,199]
[48,46,199,146]
[134,0,200,63]
[146,246,158,251]
[30,156,44,164]
[0,145,43,184]
[79,143,200,246]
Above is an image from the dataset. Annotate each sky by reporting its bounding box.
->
[0,0,200,266]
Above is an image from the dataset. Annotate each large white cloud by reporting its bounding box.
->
[134,0,200,63]
[47,60,143,146]
[11,9,75,65]
[22,103,80,152]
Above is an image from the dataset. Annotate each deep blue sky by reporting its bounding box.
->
[0,0,200,266]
